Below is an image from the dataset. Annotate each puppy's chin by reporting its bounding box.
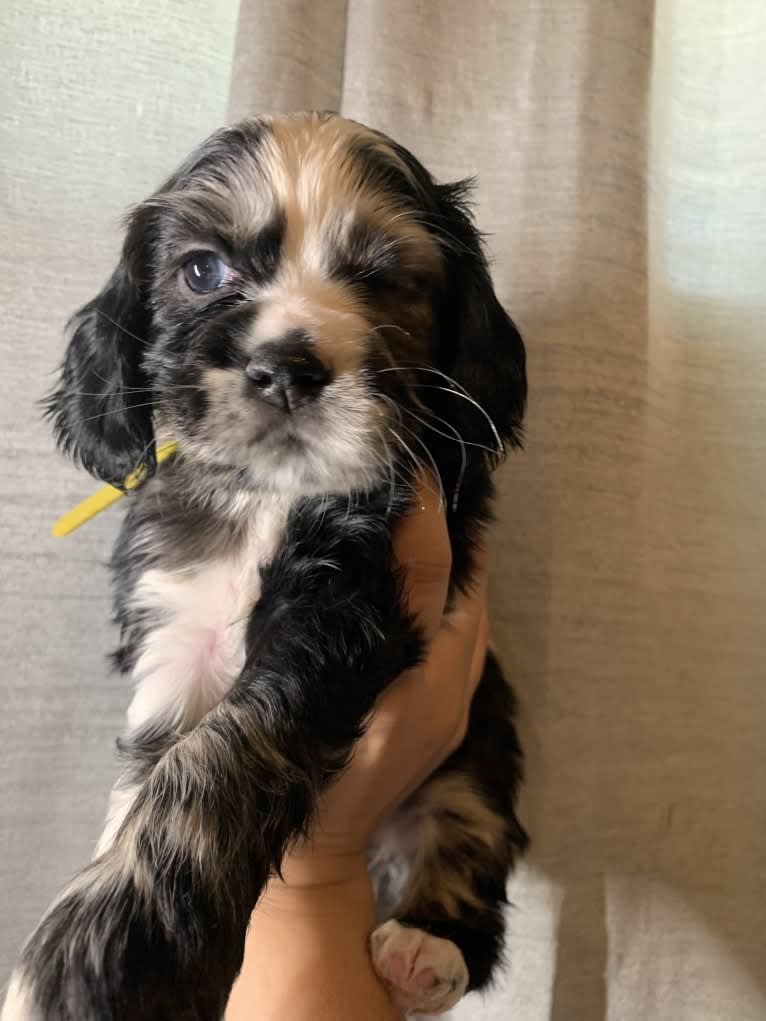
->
[247,436,378,497]
[171,411,388,500]
[157,365,391,500]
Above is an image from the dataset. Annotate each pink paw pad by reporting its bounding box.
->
[370,919,469,1015]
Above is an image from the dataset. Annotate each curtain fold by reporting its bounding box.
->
[228,0,349,118]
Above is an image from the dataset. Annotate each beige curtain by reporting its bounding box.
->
[2,2,765,1019]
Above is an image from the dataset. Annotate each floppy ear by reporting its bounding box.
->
[45,226,156,487]
[43,124,263,487]
[381,135,526,452]
[433,180,527,452]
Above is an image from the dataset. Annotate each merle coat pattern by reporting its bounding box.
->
[3,112,527,1020]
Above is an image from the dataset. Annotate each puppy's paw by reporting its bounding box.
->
[370,919,468,1015]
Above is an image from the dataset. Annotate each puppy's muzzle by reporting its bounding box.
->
[246,329,330,413]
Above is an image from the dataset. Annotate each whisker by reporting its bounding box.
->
[387,423,445,510]
[375,429,409,517]
[130,433,162,477]
[78,401,155,426]
[384,438,396,516]
[84,367,190,401]
[381,365,465,396]
[380,364,472,400]
[376,396,433,499]
[77,398,175,427]
[69,388,151,398]
[405,405,498,457]
[399,406,467,512]
[408,384,503,457]
[370,324,413,339]
[379,365,503,457]
[90,367,121,392]
[386,426,420,481]
[95,310,151,347]
[68,384,202,399]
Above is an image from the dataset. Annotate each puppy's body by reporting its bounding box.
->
[3,113,527,1019]
[97,479,290,858]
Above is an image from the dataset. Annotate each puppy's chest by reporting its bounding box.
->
[127,503,288,729]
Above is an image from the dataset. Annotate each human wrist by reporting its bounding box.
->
[265,848,372,901]
[227,853,401,1021]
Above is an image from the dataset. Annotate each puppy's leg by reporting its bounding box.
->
[95,718,178,857]
[99,536,259,858]
[4,496,420,1021]
[2,644,186,1020]
[370,652,527,1015]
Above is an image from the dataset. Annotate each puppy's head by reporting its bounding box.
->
[47,113,526,497]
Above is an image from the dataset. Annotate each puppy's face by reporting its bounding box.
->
[140,117,445,494]
[48,114,526,499]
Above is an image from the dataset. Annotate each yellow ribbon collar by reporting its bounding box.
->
[51,440,178,538]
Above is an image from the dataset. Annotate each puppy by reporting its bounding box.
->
[2,112,527,1020]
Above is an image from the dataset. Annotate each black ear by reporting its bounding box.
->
[43,124,262,487]
[380,134,527,453]
[45,250,156,487]
[433,180,527,452]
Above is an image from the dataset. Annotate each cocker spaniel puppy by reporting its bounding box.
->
[3,112,527,1020]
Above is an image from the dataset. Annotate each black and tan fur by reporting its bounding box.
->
[2,112,527,1020]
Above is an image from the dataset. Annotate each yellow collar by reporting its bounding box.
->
[51,440,178,538]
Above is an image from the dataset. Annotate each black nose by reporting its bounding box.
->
[245,332,330,412]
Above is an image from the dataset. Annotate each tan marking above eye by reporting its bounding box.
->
[260,116,444,282]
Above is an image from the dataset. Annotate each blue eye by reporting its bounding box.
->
[182,253,230,293]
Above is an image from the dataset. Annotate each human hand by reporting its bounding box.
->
[277,474,489,888]
[226,477,488,1020]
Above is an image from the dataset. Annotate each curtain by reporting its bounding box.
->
[2,2,765,1019]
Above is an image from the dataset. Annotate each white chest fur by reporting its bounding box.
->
[124,499,289,735]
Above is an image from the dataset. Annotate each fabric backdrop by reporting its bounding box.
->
[2,2,764,1019]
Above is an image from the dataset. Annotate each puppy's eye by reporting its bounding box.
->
[182,253,231,293]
